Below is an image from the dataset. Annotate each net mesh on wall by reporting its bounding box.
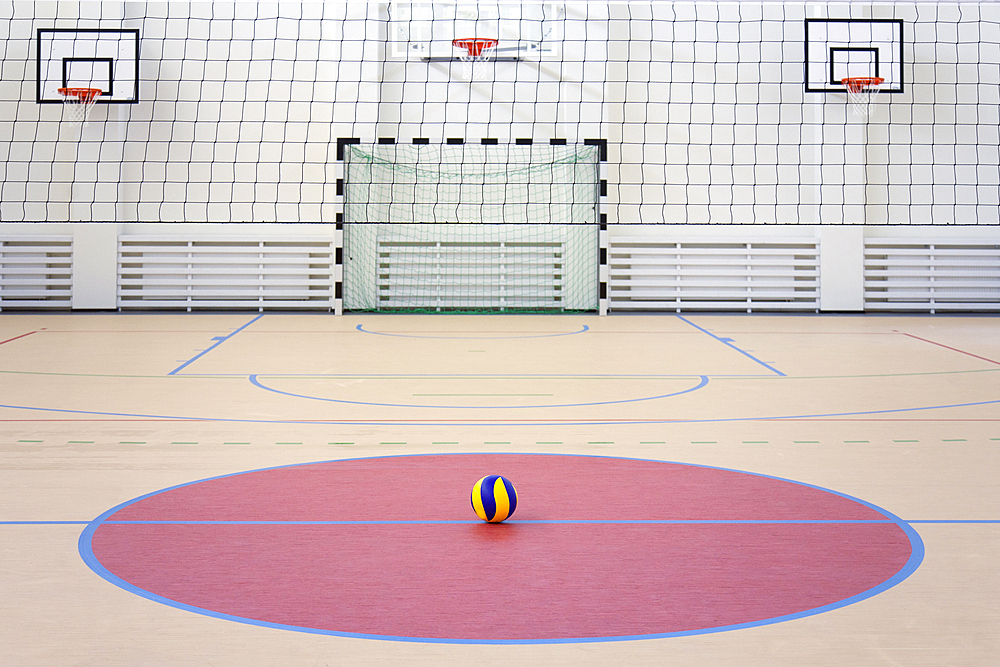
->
[0,1,999,225]
[342,143,599,311]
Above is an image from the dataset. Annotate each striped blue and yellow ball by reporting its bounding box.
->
[471,475,517,523]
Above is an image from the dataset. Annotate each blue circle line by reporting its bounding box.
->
[78,452,924,645]
[355,323,590,339]
[247,374,710,409]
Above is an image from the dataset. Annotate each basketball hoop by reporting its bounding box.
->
[842,77,884,118]
[452,38,497,81]
[57,87,102,127]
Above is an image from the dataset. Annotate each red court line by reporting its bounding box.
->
[38,331,245,334]
[0,331,37,346]
[901,332,1000,366]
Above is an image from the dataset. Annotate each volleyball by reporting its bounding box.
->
[471,475,517,523]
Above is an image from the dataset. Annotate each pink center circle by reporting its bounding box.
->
[85,454,917,642]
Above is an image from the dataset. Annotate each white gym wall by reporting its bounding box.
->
[0,2,997,312]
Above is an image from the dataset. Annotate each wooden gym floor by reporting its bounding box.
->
[1,312,997,665]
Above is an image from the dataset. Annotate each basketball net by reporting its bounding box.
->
[452,38,497,81]
[57,87,102,127]
[842,77,884,118]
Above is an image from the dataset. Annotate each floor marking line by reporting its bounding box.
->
[901,332,1000,366]
[95,519,901,526]
[3,367,997,380]
[2,396,999,426]
[675,315,786,376]
[412,394,554,397]
[249,373,710,410]
[0,331,37,346]
[0,521,91,525]
[168,314,264,375]
[907,520,1000,524]
[355,324,590,340]
[79,518,1000,526]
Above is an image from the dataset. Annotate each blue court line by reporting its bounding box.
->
[4,519,995,526]
[77,452,925,645]
[168,314,264,375]
[98,518,897,525]
[355,324,590,339]
[2,395,999,426]
[248,373,709,410]
[676,314,786,376]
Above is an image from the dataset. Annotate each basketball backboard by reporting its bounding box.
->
[388,2,563,61]
[36,28,139,104]
[804,18,904,93]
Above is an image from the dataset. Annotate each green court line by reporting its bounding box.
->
[171,441,198,444]
[0,370,172,378]
[276,442,303,445]
[68,440,93,444]
[942,439,967,442]
[641,441,666,444]
[743,441,769,444]
[484,441,511,445]
[0,369,244,379]
[794,440,820,444]
[844,440,870,443]
[991,438,1000,441]
[536,441,562,444]
[894,439,919,443]
[224,442,250,445]
[588,441,614,444]
[691,441,717,444]
[119,441,146,445]
[380,442,406,445]
[17,439,42,443]
[412,393,554,397]
[329,442,354,445]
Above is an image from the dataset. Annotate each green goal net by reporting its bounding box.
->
[342,143,599,312]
